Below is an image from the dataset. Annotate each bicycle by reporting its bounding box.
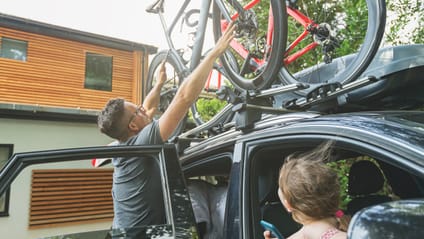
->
[146,0,286,138]
[146,0,386,138]
[212,0,386,91]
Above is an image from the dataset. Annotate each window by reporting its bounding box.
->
[84,52,113,91]
[0,144,13,216]
[0,37,28,61]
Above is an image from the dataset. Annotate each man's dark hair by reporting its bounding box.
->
[98,98,127,140]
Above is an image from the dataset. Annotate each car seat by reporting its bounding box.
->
[347,160,392,215]
[259,169,301,238]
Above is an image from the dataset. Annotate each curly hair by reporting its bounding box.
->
[98,98,128,140]
[278,141,345,226]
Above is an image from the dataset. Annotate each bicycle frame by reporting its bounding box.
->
[151,0,219,73]
[217,0,276,70]
[283,7,320,65]
[149,0,275,83]
[217,1,323,68]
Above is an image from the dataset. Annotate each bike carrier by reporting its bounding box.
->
[176,44,424,151]
[284,75,379,110]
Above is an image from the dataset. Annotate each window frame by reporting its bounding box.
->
[0,37,28,61]
[244,134,424,239]
[84,52,113,91]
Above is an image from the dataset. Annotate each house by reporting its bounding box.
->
[0,12,157,238]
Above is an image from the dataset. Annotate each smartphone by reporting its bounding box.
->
[260,220,285,239]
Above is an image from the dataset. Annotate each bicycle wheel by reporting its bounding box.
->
[146,50,186,140]
[212,0,287,91]
[279,0,386,91]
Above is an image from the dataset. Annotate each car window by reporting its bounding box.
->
[244,138,424,239]
[182,152,232,239]
[0,144,198,239]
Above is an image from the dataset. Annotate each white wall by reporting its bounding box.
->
[0,118,114,239]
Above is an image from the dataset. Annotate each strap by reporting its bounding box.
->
[320,228,339,239]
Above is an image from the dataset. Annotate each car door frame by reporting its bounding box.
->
[0,144,199,238]
[239,129,424,239]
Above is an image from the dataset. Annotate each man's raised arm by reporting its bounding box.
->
[158,22,236,141]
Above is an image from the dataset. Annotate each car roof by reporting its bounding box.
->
[180,110,424,162]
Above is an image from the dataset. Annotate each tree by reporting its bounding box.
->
[385,0,423,45]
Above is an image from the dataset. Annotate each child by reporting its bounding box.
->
[264,141,350,239]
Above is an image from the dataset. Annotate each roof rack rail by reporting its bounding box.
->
[284,75,379,110]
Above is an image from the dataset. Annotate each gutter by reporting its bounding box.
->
[0,103,99,123]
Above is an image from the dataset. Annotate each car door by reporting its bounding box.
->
[240,133,424,239]
[0,144,198,239]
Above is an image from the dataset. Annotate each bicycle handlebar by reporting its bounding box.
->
[146,0,164,14]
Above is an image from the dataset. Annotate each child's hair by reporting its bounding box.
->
[278,141,350,231]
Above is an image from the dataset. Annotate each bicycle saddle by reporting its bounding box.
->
[146,0,164,14]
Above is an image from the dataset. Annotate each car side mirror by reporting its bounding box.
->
[347,199,424,239]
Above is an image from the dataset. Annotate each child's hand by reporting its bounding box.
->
[263,230,277,239]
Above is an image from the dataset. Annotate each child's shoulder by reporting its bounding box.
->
[287,230,304,239]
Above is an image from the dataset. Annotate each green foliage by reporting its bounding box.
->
[327,159,353,210]
[285,0,368,74]
[328,156,395,211]
[195,98,228,122]
[385,0,424,45]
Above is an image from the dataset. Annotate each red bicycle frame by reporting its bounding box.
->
[208,0,321,91]
[220,0,320,68]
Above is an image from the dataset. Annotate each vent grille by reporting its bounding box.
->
[30,169,114,228]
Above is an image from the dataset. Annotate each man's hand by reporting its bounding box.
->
[157,22,235,142]
[210,21,236,58]
[143,52,169,119]
[157,55,168,86]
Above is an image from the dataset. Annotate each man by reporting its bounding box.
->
[97,23,236,232]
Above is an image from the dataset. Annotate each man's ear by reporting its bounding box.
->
[128,121,139,132]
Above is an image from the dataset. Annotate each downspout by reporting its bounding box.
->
[141,46,146,103]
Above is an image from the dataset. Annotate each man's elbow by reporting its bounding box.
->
[174,90,195,109]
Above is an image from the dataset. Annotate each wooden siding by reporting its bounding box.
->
[0,26,146,110]
[30,169,114,229]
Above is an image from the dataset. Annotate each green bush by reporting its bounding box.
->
[194,98,227,122]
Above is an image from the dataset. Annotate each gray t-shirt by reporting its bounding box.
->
[111,120,165,230]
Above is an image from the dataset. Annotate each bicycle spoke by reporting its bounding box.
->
[213,0,287,91]
[280,0,386,91]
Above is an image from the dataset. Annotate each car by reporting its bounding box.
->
[1,45,423,239]
[1,110,424,239]
[348,199,424,238]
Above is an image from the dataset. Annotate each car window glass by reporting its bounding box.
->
[247,140,424,239]
[182,153,232,239]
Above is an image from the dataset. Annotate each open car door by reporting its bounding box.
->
[0,144,198,239]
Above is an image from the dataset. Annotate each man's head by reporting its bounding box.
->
[98,98,151,141]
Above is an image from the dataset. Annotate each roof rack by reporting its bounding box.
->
[175,44,424,151]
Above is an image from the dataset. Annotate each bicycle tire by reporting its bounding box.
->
[145,50,187,140]
[147,50,233,137]
[212,0,287,91]
[279,0,386,93]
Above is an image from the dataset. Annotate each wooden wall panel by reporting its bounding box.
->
[0,26,144,111]
[30,169,114,229]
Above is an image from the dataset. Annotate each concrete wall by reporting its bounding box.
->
[0,117,114,239]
